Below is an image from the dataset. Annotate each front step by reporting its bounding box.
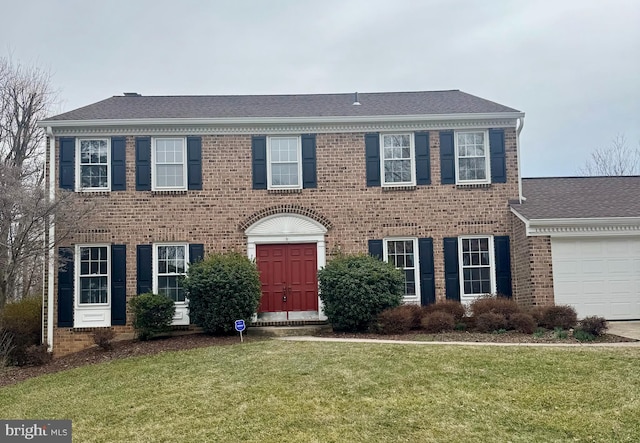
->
[250,322,331,337]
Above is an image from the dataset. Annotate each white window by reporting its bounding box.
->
[384,238,419,300]
[154,244,188,303]
[455,131,490,184]
[267,136,302,189]
[458,236,496,301]
[77,138,110,191]
[153,138,187,190]
[74,244,111,328]
[381,133,415,186]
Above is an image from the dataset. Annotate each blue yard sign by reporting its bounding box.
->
[235,319,246,342]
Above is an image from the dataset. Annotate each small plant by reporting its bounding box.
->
[0,331,14,368]
[493,328,508,335]
[470,296,521,318]
[577,316,608,336]
[508,313,537,334]
[454,322,467,331]
[553,327,568,339]
[421,311,455,333]
[541,305,578,330]
[574,329,596,342]
[424,300,466,323]
[23,345,52,366]
[532,328,545,338]
[93,329,116,350]
[375,306,414,334]
[475,312,508,333]
[129,293,175,341]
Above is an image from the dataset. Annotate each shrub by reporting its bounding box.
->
[184,252,261,334]
[375,307,414,334]
[23,345,52,366]
[574,329,595,342]
[475,312,508,333]
[129,293,175,340]
[93,329,116,350]
[553,327,568,339]
[0,297,42,366]
[508,313,537,334]
[318,254,404,332]
[540,305,578,330]
[527,306,546,325]
[396,304,425,330]
[421,311,455,333]
[577,316,608,336]
[471,296,521,318]
[424,300,466,322]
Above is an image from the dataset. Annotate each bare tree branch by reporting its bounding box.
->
[579,134,640,176]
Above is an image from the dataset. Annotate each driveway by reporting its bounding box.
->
[607,321,640,340]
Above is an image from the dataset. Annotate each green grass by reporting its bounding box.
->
[1,341,639,442]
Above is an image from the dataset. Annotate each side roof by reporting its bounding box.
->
[512,176,640,219]
[41,90,520,121]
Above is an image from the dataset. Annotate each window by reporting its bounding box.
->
[459,236,495,299]
[154,244,188,303]
[153,138,187,190]
[381,133,415,186]
[267,136,301,189]
[77,138,110,191]
[384,239,419,299]
[77,245,110,304]
[455,131,489,184]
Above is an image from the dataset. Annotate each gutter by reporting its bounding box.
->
[46,127,55,351]
[516,116,525,203]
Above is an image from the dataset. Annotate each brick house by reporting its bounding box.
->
[39,90,529,355]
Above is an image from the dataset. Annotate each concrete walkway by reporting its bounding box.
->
[607,321,640,341]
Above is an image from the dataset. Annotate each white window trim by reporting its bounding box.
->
[454,130,490,185]
[383,237,420,302]
[151,137,188,191]
[266,135,303,190]
[152,243,190,306]
[75,138,111,192]
[457,235,496,302]
[74,244,111,328]
[380,133,416,187]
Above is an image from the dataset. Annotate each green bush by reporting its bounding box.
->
[0,297,42,366]
[574,329,596,342]
[577,316,608,336]
[424,300,466,322]
[540,305,578,330]
[375,306,414,334]
[318,254,404,332]
[184,252,261,334]
[129,293,175,340]
[421,311,455,333]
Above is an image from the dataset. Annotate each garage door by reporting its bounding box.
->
[551,237,640,320]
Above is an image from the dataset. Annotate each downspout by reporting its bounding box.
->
[46,127,55,351]
[516,116,525,204]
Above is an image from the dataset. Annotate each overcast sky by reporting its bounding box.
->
[2,0,638,177]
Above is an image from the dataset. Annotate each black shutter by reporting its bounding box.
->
[111,245,127,325]
[135,137,151,191]
[439,131,455,185]
[489,129,506,183]
[252,136,267,189]
[111,137,126,191]
[301,134,317,189]
[365,133,381,187]
[136,245,152,294]
[494,236,512,297]
[59,137,75,190]
[189,244,205,263]
[443,237,460,301]
[418,238,435,305]
[57,247,74,327]
[368,239,383,260]
[187,136,202,190]
[415,132,431,186]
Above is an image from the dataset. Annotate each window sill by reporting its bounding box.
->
[455,183,492,189]
[151,190,188,196]
[382,185,417,192]
[268,188,303,194]
[71,326,113,332]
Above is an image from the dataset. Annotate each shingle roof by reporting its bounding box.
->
[512,177,640,219]
[42,90,520,121]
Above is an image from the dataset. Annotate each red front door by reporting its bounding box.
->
[256,243,318,313]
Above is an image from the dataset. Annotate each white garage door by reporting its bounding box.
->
[551,237,640,320]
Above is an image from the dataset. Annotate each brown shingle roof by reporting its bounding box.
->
[512,177,640,219]
[42,90,520,121]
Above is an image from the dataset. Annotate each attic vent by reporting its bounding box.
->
[123,92,141,97]
[352,92,361,106]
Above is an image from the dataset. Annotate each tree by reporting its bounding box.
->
[579,135,640,176]
[0,57,87,309]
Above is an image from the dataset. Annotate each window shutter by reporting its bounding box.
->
[59,137,75,190]
[57,247,74,327]
[368,239,383,260]
[440,131,455,185]
[111,245,127,325]
[415,132,431,186]
[489,129,506,183]
[418,238,435,305]
[111,137,126,191]
[189,244,205,263]
[136,245,152,294]
[187,136,202,190]
[252,136,267,190]
[443,237,460,301]
[365,133,381,187]
[135,137,151,191]
[301,134,317,189]
[494,236,512,297]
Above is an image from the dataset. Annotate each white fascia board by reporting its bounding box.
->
[520,214,640,237]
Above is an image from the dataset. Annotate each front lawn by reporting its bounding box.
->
[1,341,639,442]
